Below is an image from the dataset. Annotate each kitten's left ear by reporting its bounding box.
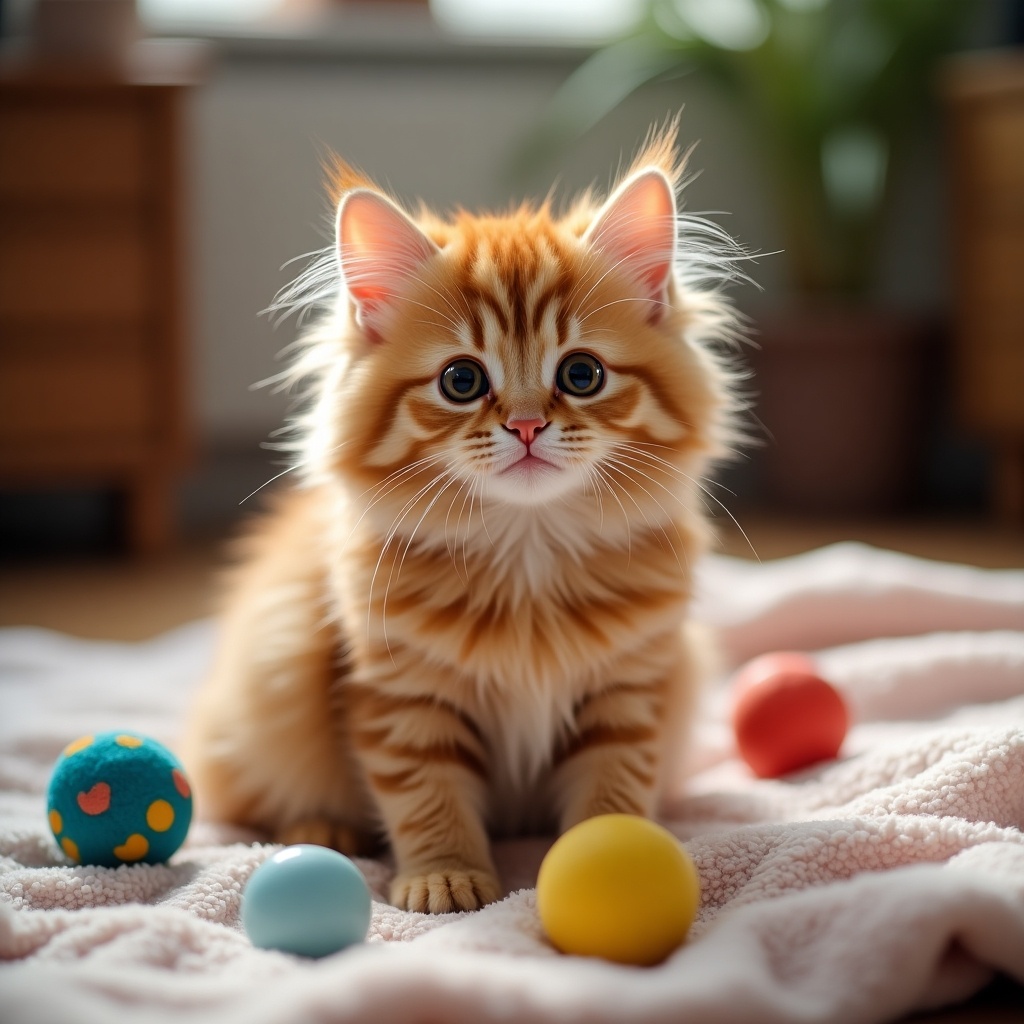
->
[583,168,676,321]
[337,188,439,340]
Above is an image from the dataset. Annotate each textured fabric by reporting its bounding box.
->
[1,543,1023,1024]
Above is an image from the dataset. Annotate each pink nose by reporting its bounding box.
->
[506,417,547,445]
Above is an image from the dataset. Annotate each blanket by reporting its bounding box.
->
[1,542,1023,1024]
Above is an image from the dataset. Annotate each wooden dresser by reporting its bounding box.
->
[943,52,1024,524]
[0,42,205,552]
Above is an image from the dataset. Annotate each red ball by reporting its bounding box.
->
[730,652,849,778]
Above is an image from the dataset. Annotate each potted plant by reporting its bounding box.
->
[529,0,973,512]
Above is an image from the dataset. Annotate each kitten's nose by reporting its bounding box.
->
[506,417,547,445]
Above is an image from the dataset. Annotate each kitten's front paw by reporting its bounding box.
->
[391,865,501,913]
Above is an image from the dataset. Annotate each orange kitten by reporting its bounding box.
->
[185,122,741,913]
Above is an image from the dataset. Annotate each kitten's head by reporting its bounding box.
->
[301,123,740,532]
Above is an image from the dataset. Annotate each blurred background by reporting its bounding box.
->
[1,0,1023,640]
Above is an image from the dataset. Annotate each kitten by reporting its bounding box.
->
[184,121,741,914]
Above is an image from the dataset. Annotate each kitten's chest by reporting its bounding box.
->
[389,548,686,701]
[338,523,690,830]
[394,567,624,693]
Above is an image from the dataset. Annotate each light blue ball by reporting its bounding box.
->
[242,845,372,958]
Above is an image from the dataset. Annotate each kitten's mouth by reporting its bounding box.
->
[500,453,557,476]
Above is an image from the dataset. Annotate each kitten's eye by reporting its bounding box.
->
[557,353,605,397]
[440,359,489,403]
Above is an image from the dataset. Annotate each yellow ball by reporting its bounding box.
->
[536,814,700,966]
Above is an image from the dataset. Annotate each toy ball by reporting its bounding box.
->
[536,814,700,967]
[242,844,372,958]
[47,731,192,867]
[731,652,849,778]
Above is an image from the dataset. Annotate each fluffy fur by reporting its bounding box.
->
[185,121,743,913]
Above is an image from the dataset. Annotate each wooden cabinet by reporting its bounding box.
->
[0,44,204,552]
[943,53,1024,524]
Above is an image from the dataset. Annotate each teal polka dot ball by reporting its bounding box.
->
[47,731,193,867]
[243,845,372,958]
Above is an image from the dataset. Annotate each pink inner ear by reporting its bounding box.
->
[337,189,439,336]
[584,169,676,305]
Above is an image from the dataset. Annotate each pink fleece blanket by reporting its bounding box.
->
[1,543,1023,1023]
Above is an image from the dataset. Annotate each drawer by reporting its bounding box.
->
[0,212,150,320]
[0,96,148,203]
[964,102,1024,208]
[959,319,1024,432]
[0,344,153,442]
[961,226,1024,304]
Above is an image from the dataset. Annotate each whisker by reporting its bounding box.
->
[238,437,353,506]
[238,463,300,506]
[589,463,632,567]
[263,245,338,327]
[365,463,451,643]
[358,453,447,505]
[448,473,475,576]
[476,480,495,549]
[601,456,687,573]
[410,278,466,331]
[613,444,759,562]
[616,448,728,528]
[462,494,482,576]
[340,454,449,554]
[567,245,652,316]
[393,295,462,332]
[341,252,464,331]
[382,469,460,660]
[461,477,478,583]
[578,295,674,325]
[581,464,605,534]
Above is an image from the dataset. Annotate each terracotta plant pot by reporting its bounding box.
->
[744,306,933,515]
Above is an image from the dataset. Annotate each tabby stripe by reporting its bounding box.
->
[568,612,610,648]
[620,761,657,789]
[467,306,485,351]
[365,373,438,456]
[395,737,483,774]
[556,303,573,348]
[605,361,685,423]
[555,723,657,766]
[367,731,491,793]
[508,262,529,341]
[593,383,642,424]
[349,687,486,746]
[466,286,509,335]
[599,794,647,817]
[530,283,560,336]
[358,738,488,780]
[575,680,663,709]
[367,767,419,794]
[396,802,460,840]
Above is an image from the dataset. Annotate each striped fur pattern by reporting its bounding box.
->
[185,122,741,913]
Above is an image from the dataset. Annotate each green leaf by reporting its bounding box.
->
[512,35,692,180]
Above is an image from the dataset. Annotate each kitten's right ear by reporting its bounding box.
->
[583,168,676,322]
[337,189,439,341]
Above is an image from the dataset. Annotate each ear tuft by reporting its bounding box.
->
[583,169,677,320]
[337,189,439,340]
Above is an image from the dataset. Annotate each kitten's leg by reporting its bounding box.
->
[347,654,500,913]
[183,489,376,852]
[552,627,701,830]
